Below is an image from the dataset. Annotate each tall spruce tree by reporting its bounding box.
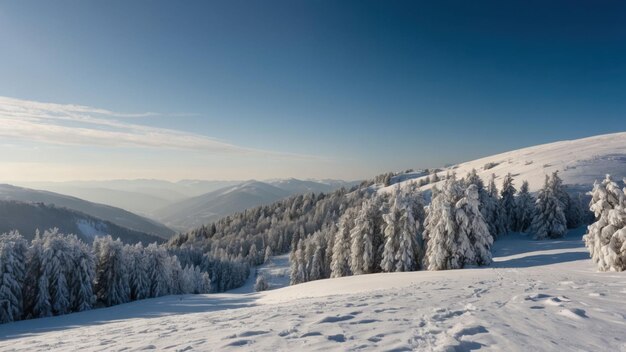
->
[500,173,517,232]
[531,175,568,239]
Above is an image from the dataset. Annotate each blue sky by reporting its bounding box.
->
[0,1,625,181]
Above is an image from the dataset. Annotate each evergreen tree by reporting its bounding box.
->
[126,243,149,301]
[94,236,130,306]
[0,232,27,323]
[254,273,269,292]
[583,175,626,271]
[68,236,95,312]
[330,209,355,278]
[349,196,383,275]
[531,175,568,239]
[424,175,464,270]
[514,181,534,232]
[455,185,493,266]
[500,173,517,232]
[487,174,507,237]
[145,243,172,298]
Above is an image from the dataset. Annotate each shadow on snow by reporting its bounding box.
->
[0,293,258,341]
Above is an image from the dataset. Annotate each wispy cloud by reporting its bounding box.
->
[0,96,317,159]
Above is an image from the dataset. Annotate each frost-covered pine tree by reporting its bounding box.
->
[309,243,325,281]
[0,231,27,323]
[380,189,403,272]
[330,208,355,278]
[395,197,422,272]
[126,243,149,301]
[94,236,130,306]
[349,196,383,275]
[144,243,172,298]
[289,239,306,284]
[254,273,269,292]
[531,175,568,239]
[465,169,499,238]
[583,175,626,271]
[500,173,517,232]
[68,236,95,312]
[514,181,534,232]
[263,246,273,264]
[487,174,507,237]
[424,175,464,270]
[455,185,493,266]
[41,230,71,316]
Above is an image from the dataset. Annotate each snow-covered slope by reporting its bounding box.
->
[3,228,625,351]
[386,132,626,193]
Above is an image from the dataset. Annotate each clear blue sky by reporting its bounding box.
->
[0,0,625,181]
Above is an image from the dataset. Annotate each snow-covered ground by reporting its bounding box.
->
[2,227,625,351]
[383,132,626,193]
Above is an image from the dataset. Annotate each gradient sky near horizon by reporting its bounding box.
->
[1,0,625,182]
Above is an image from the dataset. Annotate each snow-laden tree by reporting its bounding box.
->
[68,236,95,312]
[289,239,306,284]
[263,246,273,264]
[309,243,325,281]
[0,231,27,323]
[487,174,507,237]
[41,230,71,316]
[455,185,493,266]
[94,236,130,306]
[126,243,149,301]
[500,173,517,232]
[381,188,423,272]
[583,175,626,271]
[254,273,270,292]
[350,196,384,275]
[514,181,534,232]
[531,174,568,239]
[464,169,500,238]
[424,175,464,270]
[380,191,402,272]
[145,243,173,298]
[330,208,356,278]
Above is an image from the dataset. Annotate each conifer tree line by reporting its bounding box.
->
[290,170,590,284]
[583,175,626,271]
[166,187,369,283]
[0,229,212,324]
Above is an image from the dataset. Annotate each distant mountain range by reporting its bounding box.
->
[0,184,175,239]
[0,200,164,244]
[2,178,358,235]
[154,179,359,231]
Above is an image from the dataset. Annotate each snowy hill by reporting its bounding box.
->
[385,132,626,193]
[2,228,625,351]
[0,184,175,238]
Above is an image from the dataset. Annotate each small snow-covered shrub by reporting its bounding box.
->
[583,175,626,271]
[254,274,270,292]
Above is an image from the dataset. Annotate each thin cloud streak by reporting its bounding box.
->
[0,96,323,160]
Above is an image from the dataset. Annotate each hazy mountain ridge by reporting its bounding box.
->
[0,200,164,244]
[155,178,359,231]
[0,184,174,238]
